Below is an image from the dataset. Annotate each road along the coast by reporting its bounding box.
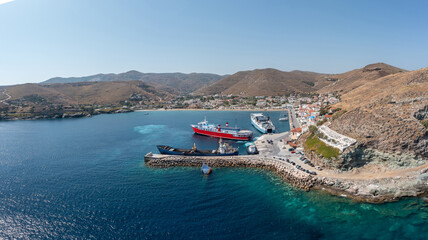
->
[0,89,11,105]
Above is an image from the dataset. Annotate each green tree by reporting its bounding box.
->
[422,120,428,129]
[309,125,318,134]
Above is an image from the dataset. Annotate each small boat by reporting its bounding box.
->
[250,113,275,133]
[191,117,253,141]
[157,139,239,156]
[245,142,258,155]
[201,163,212,175]
[279,112,288,121]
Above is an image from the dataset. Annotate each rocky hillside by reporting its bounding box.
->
[42,71,225,94]
[329,67,428,160]
[3,81,173,106]
[196,68,327,96]
[318,63,405,94]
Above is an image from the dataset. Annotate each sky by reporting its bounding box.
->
[0,0,427,85]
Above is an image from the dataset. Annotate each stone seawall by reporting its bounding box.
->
[145,153,428,203]
[145,154,316,190]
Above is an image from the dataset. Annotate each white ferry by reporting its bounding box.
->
[250,113,275,133]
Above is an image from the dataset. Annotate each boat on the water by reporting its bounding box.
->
[279,112,288,121]
[245,142,259,155]
[191,118,253,141]
[157,140,239,156]
[250,113,275,133]
[201,163,212,175]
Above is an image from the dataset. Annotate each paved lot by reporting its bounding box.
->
[255,132,320,174]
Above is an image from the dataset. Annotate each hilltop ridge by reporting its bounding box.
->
[42,71,225,94]
[318,63,405,94]
[196,68,327,96]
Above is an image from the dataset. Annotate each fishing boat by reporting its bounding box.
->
[201,163,212,175]
[191,117,253,141]
[156,139,239,156]
[250,113,275,133]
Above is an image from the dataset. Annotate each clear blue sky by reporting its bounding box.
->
[1,0,427,85]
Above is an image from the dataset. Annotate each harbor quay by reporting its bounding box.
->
[145,151,428,203]
[145,154,316,190]
[145,131,428,203]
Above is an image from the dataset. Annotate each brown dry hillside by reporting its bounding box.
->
[329,67,428,158]
[318,63,405,94]
[5,83,75,104]
[196,68,327,96]
[43,71,224,94]
[5,81,174,105]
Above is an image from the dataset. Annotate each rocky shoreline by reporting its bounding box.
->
[144,153,428,203]
[0,108,134,121]
[0,108,286,121]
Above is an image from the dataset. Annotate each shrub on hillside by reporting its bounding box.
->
[309,125,318,134]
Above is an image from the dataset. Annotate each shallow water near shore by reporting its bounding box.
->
[0,111,426,239]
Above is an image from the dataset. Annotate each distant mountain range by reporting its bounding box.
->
[195,63,405,96]
[5,81,173,105]
[42,71,225,94]
[39,63,406,97]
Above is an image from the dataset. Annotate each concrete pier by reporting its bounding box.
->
[144,153,316,190]
[145,131,323,190]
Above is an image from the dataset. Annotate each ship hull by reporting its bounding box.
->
[192,127,251,141]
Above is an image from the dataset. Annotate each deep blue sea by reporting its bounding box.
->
[0,111,426,239]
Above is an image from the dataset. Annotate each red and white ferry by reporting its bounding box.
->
[191,118,253,141]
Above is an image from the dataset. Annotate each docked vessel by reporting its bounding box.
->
[245,142,259,155]
[191,118,253,141]
[201,163,212,175]
[279,112,288,121]
[156,140,239,156]
[250,113,275,133]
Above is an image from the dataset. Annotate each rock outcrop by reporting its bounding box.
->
[330,67,428,163]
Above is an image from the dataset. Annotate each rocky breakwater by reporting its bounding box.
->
[144,153,317,190]
[145,153,428,203]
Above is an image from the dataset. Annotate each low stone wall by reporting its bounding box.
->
[145,154,316,190]
[145,153,428,203]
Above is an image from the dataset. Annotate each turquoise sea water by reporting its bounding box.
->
[0,111,426,239]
